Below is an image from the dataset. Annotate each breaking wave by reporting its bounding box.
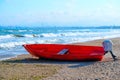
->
[0,26,120,60]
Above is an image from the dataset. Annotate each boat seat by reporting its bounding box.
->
[57,49,69,55]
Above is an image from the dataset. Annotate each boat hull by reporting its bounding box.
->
[23,44,105,61]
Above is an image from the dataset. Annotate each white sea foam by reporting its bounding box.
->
[0,35,13,39]
[0,42,25,49]
[38,30,120,38]
[0,29,120,49]
[24,34,35,37]
[1,29,120,39]
[1,27,120,60]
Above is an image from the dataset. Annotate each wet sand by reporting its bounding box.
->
[0,37,120,80]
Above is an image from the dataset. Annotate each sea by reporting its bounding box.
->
[0,26,120,60]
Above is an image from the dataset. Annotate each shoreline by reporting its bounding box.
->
[10,37,120,62]
[0,37,120,80]
[0,37,119,61]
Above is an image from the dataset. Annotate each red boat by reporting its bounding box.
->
[23,44,105,61]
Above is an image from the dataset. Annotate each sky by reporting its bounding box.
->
[0,0,120,27]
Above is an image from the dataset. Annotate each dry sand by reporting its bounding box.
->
[0,37,120,80]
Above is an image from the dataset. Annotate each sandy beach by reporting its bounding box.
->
[0,37,120,80]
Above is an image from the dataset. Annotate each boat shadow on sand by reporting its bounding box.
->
[1,55,101,68]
